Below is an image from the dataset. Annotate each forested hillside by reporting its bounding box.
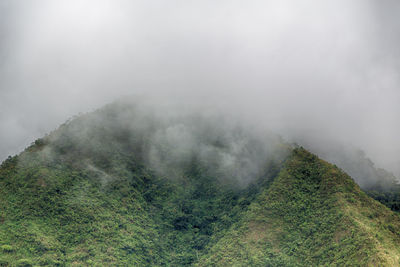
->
[1,101,400,266]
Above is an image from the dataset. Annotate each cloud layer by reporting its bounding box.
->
[0,0,399,176]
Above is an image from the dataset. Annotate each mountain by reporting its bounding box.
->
[296,138,399,191]
[198,148,400,266]
[299,139,400,213]
[1,99,400,266]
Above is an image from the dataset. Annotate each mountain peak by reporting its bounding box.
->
[1,104,400,266]
[200,147,400,266]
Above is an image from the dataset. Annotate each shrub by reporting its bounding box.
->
[0,245,13,253]
[0,259,9,267]
[16,259,33,267]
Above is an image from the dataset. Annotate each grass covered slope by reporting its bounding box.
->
[1,100,400,266]
[0,144,281,266]
[0,101,286,266]
[198,148,400,266]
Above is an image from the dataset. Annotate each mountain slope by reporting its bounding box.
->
[198,148,400,266]
[0,101,287,266]
[1,101,400,266]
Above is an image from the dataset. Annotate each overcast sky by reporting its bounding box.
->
[0,0,399,175]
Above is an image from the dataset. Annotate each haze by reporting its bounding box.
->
[0,0,399,177]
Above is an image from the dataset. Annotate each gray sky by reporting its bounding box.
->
[0,0,399,176]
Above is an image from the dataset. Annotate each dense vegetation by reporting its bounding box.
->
[366,185,400,213]
[337,151,400,213]
[0,146,279,266]
[1,100,400,266]
[198,148,400,266]
[304,143,400,213]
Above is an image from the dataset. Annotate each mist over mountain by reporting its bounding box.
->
[1,100,400,266]
[1,1,400,265]
[41,97,288,188]
[1,0,400,181]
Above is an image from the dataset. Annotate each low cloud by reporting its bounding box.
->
[0,0,399,178]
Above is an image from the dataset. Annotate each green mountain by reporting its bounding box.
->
[198,148,400,266]
[1,100,400,266]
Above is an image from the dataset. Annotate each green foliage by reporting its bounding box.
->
[0,245,13,253]
[1,102,400,266]
[16,259,33,267]
[197,148,400,266]
[366,188,400,212]
[0,123,280,265]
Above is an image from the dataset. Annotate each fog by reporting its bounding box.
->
[0,0,399,179]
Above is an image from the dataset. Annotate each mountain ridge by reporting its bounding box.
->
[1,101,400,266]
[198,148,400,266]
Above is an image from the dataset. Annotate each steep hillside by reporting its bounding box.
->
[1,101,400,266]
[198,148,400,266]
[0,101,286,266]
